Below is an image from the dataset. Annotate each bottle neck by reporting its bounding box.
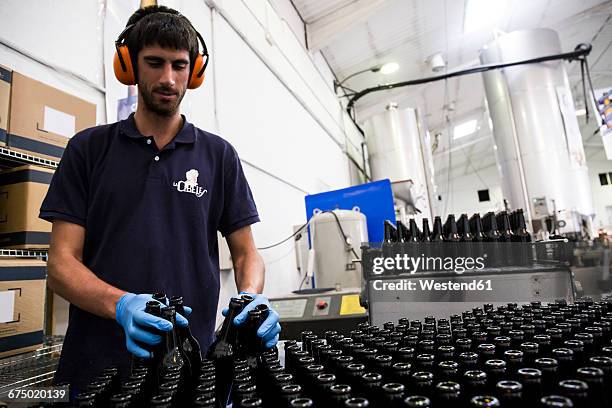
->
[163,313,178,351]
[218,303,241,343]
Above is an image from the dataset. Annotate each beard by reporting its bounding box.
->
[138,82,186,117]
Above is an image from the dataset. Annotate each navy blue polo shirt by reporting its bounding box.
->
[39,113,259,391]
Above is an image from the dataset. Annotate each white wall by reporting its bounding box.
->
[434,165,505,218]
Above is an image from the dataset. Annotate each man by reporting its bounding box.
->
[39,5,280,393]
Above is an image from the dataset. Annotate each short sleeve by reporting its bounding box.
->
[218,146,259,237]
[39,139,88,227]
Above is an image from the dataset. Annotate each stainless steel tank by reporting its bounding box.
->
[311,208,368,289]
[363,104,435,222]
[480,28,594,235]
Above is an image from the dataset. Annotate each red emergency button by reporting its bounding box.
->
[316,300,328,310]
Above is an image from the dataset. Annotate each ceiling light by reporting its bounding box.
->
[380,62,399,75]
[453,119,478,140]
[464,0,506,33]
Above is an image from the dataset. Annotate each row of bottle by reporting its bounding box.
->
[64,296,612,407]
[66,292,206,407]
[68,293,277,407]
[224,299,612,407]
[207,294,277,407]
[71,359,217,407]
[383,210,531,244]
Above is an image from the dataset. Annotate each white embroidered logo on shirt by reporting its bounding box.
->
[173,169,207,198]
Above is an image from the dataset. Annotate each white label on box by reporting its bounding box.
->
[43,106,76,138]
[0,290,15,323]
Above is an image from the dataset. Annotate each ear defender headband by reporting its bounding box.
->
[113,8,209,89]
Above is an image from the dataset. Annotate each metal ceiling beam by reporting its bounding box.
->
[306,0,388,51]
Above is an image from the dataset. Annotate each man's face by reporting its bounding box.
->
[137,44,190,117]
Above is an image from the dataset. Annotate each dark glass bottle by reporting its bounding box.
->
[396,221,409,243]
[431,217,444,242]
[290,398,314,408]
[511,209,532,243]
[495,380,522,408]
[408,219,421,243]
[464,370,488,402]
[443,215,461,242]
[411,371,434,399]
[74,392,97,407]
[402,396,431,407]
[360,373,382,405]
[576,366,607,405]
[458,214,474,242]
[121,380,144,408]
[516,368,543,404]
[470,213,486,259]
[280,384,302,406]
[158,306,185,379]
[241,398,264,408]
[152,292,167,305]
[483,212,501,242]
[496,211,514,242]
[421,219,432,242]
[329,384,352,408]
[206,297,243,408]
[470,214,486,242]
[469,396,501,407]
[109,392,132,408]
[169,296,202,376]
[381,383,405,407]
[150,394,173,407]
[558,379,589,408]
[435,381,461,404]
[344,397,370,407]
[384,220,398,243]
[87,380,111,407]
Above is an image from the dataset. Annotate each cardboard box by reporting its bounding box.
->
[45,289,69,336]
[0,258,46,358]
[8,72,96,161]
[0,65,11,147]
[0,165,54,249]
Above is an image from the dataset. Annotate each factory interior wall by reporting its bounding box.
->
[0,0,106,124]
[587,150,612,231]
[435,147,612,232]
[433,165,505,219]
[0,0,362,324]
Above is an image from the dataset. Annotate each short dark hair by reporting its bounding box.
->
[126,5,198,78]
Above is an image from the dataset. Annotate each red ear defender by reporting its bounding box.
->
[188,53,206,89]
[113,44,137,86]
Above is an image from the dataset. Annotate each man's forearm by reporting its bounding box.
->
[233,249,265,294]
[47,252,126,320]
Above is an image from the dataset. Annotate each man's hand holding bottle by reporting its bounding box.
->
[115,293,192,357]
[222,292,281,348]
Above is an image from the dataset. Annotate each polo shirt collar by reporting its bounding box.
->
[120,113,196,144]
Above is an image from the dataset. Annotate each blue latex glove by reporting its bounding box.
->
[116,293,192,357]
[222,292,281,349]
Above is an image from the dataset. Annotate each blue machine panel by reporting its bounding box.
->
[304,179,395,243]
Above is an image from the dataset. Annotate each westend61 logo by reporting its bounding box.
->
[372,254,486,274]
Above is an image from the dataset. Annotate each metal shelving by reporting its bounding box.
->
[0,249,47,261]
[0,146,58,170]
[0,336,63,399]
